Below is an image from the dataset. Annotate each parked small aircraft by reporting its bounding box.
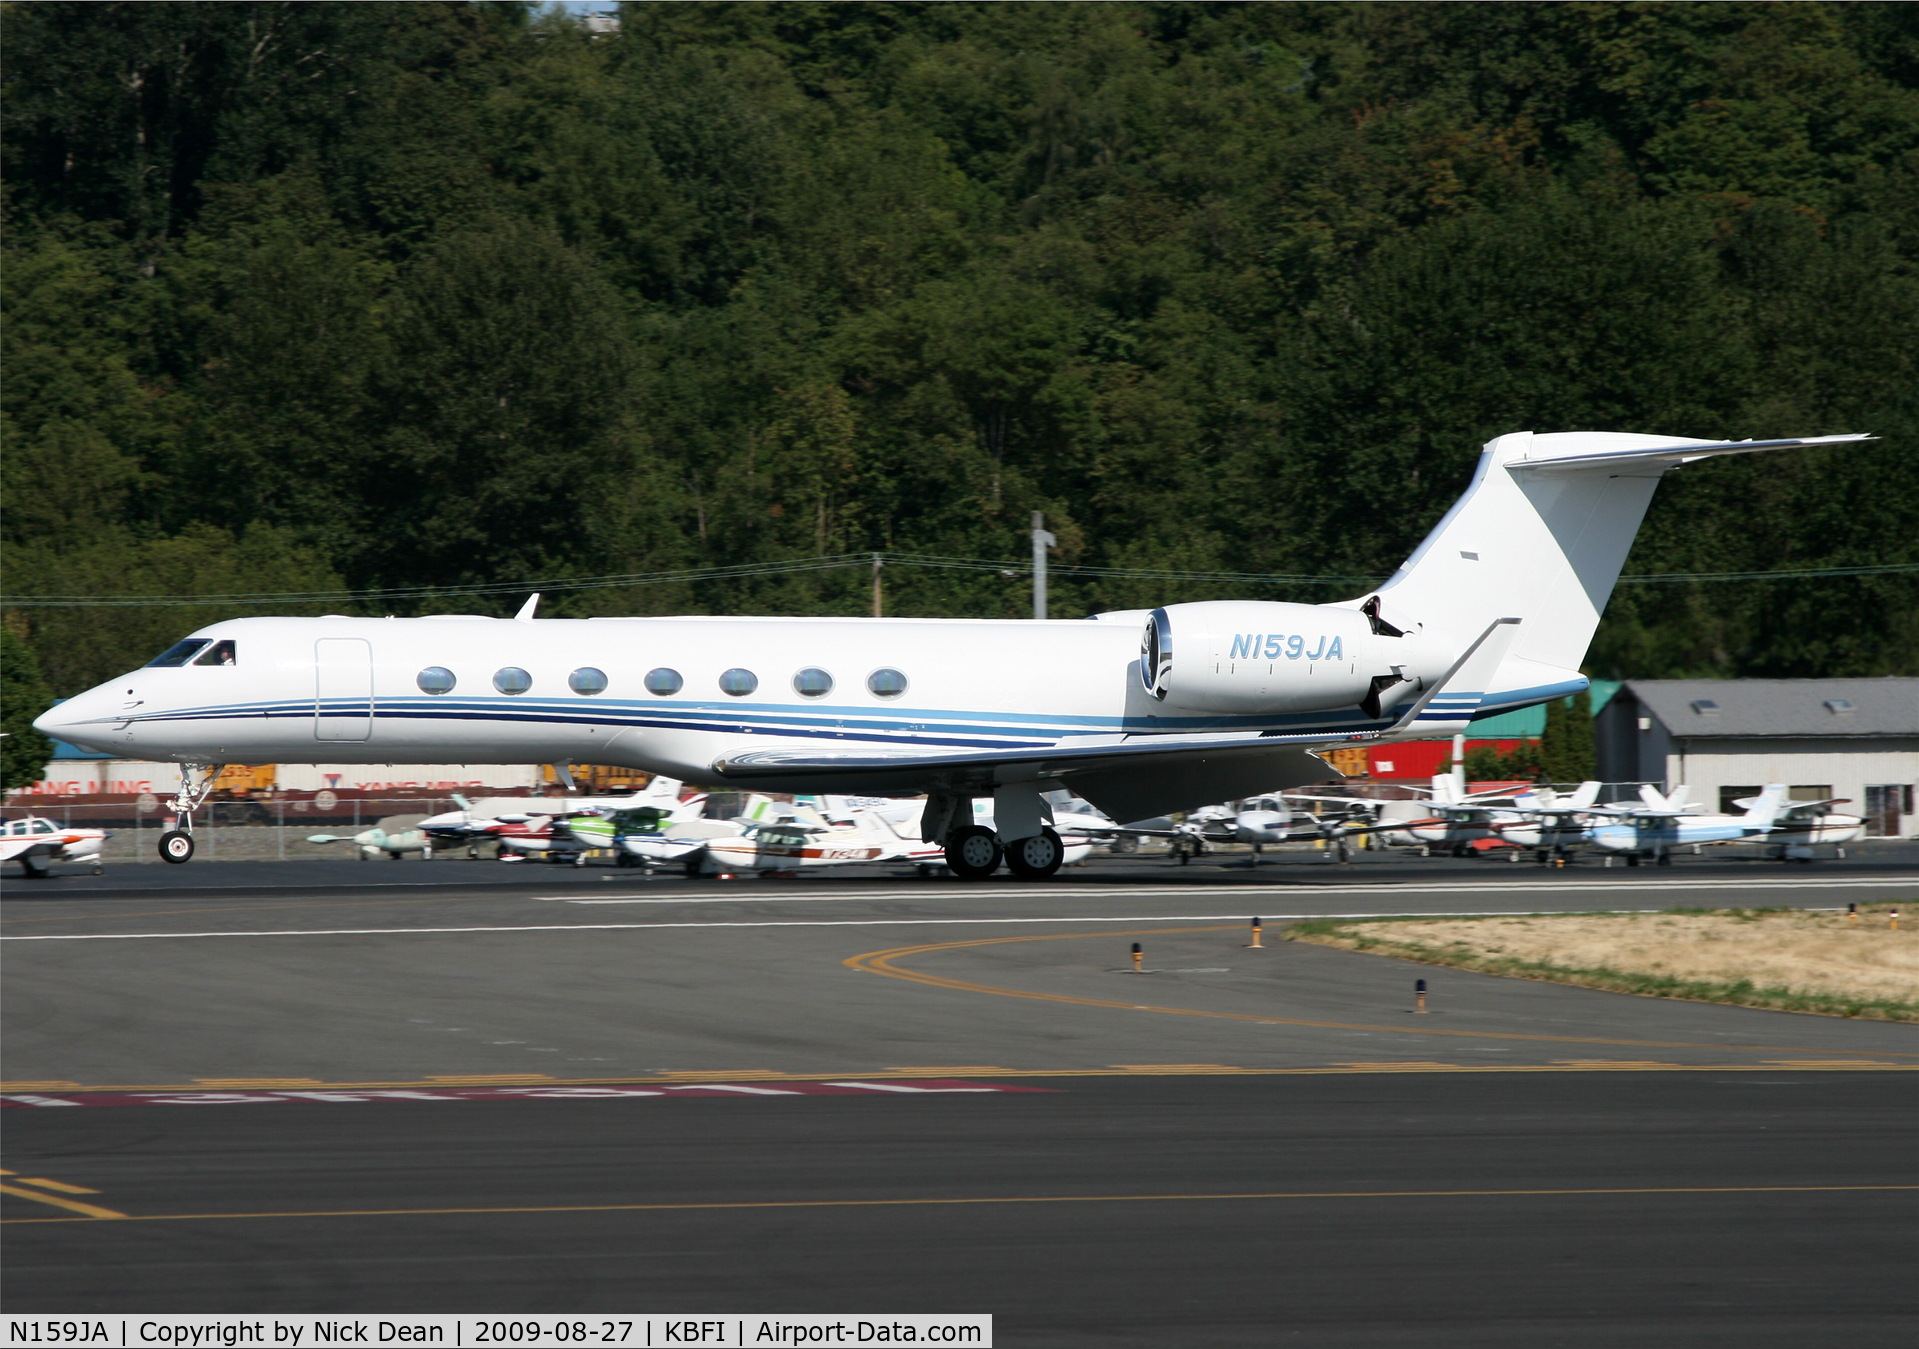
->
[698,809,948,876]
[1586,784,1788,864]
[561,804,712,869]
[1737,792,1865,860]
[2,816,109,876]
[1492,781,1606,861]
[306,817,434,860]
[1377,773,1530,856]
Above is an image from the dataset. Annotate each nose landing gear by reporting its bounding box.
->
[157,761,224,864]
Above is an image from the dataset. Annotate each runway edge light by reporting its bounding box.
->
[1416,977,1428,1014]
[1132,942,1143,974]
[1249,917,1263,949]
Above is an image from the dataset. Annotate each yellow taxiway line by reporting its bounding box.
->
[0,1182,127,1220]
[7,1183,1915,1226]
[843,925,1919,1056]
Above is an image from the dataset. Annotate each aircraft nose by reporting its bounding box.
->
[32,689,116,751]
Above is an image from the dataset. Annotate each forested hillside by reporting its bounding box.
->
[5,1,1916,696]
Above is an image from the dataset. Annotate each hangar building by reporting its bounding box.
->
[1595,678,1918,837]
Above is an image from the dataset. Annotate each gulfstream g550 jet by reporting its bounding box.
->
[37,431,1868,878]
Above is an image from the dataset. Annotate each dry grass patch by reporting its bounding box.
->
[1285,905,1919,1021]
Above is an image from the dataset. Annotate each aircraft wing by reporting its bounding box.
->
[0,837,38,862]
[713,735,1339,822]
[712,615,1525,821]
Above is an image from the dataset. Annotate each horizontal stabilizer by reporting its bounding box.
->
[1512,433,1872,473]
[1389,617,1523,734]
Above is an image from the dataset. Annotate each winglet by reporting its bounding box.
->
[515,593,541,621]
[1389,618,1523,735]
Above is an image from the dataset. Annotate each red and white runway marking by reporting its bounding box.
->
[0,1079,1051,1108]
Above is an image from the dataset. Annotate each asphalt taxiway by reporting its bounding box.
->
[5,852,1916,1340]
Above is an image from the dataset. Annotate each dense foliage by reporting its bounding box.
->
[4,1,1916,697]
[0,628,55,788]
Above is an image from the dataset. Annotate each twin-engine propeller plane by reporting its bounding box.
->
[36,431,1869,879]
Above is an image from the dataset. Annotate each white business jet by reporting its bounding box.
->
[37,431,1869,880]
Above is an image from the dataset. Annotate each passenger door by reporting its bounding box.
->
[315,638,373,741]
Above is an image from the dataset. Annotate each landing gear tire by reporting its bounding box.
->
[159,830,195,864]
[944,825,1002,880]
[1004,828,1065,880]
[1656,852,1673,867]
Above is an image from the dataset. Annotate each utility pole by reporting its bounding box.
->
[871,553,883,618]
[1031,511,1056,620]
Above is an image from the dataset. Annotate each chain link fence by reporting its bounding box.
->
[1,796,523,864]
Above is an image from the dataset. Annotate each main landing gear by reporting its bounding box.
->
[157,761,224,865]
[942,826,1066,880]
[943,826,1002,880]
[925,786,1067,881]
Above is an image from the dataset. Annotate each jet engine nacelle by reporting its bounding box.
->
[1140,601,1424,717]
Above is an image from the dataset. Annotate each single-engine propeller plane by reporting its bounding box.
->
[2,816,109,876]
[37,431,1870,879]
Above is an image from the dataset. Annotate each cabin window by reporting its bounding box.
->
[793,667,833,697]
[417,667,457,695]
[718,668,759,697]
[644,667,683,696]
[866,667,908,698]
[569,667,609,695]
[193,640,237,666]
[493,667,533,695]
[145,639,210,667]
[32,819,54,833]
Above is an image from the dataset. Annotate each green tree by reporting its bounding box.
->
[360,219,638,589]
[0,628,57,790]
[1538,690,1597,784]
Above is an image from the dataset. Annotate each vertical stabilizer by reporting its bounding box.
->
[1356,432,1870,677]
[1740,784,1789,828]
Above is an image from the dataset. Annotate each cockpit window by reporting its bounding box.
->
[193,640,237,666]
[146,639,211,667]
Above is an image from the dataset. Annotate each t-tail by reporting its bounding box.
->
[1347,432,1872,718]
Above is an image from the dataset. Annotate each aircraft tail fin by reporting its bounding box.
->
[1569,780,1601,810]
[1740,783,1789,828]
[1356,433,1871,678]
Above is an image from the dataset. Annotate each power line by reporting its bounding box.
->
[3,555,1914,609]
[1614,562,1919,583]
